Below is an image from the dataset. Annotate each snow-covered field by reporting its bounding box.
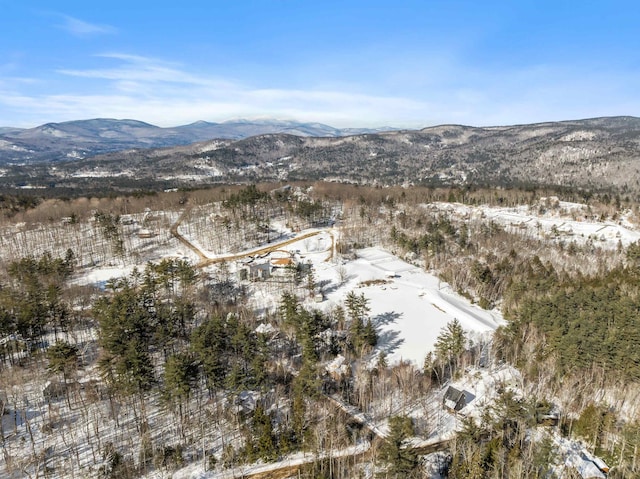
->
[428,200,640,249]
[312,245,504,365]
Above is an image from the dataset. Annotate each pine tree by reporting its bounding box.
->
[47,340,80,407]
[252,404,277,461]
[46,340,79,385]
[94,282,155,395]
[163,352,198,438]
[345,292,373,355]
[279,292,300,329]
[191,314,228,391]
[306,265,316,298]
[379,415,419,477]
[435,318,466,379]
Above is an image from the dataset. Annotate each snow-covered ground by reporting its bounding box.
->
[446,365,522,419]
[307,243,504,365]
[70,218,504,367]
[158,442,371,479]
[50,203,617,479]
[548,433,608,479]
[70,265,137,287]
[428,200,640,249]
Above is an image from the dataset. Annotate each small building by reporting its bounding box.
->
[233,391,258,415]
[271,257,295,268]
[566,453,606,479]
[443,386,468,413]
[537,412,559,426]
[325,354,350,381]
[238,261,271,281]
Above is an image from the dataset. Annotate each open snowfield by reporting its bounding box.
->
[273,232,505,366]
[332,249,503,365]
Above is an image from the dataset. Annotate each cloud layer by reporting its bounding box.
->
[56,14,117,37]
[2,4,639,129]
[1,53,431,127]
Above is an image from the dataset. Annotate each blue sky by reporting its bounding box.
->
[2,1,640,128]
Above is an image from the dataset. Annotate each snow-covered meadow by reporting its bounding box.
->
[176,225,506,367]
[311,245,504,365]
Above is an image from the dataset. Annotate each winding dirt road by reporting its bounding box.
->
[170,208,332,268]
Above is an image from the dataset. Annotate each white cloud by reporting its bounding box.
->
[0,87,429,129]
[56,14,117,37]
[58,53,236,89]
[2,51,639,129]
[19,53,427,127]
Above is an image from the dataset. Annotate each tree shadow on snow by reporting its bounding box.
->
[5,408,42,428]
[372,311,402,327]
[320,276,356,295]
[376,330,405,356]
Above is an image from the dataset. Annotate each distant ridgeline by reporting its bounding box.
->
[3,116,640,197]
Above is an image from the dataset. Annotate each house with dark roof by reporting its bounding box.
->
[442,386,468,413]
[591,456,609,474]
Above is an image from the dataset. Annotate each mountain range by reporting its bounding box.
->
[0,118,395,164]
[2,116,640,196]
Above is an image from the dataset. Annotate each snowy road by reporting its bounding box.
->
[169,208,333,267]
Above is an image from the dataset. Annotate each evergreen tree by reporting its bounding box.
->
[94,281,155,395]
[163,352,198,438]
[47,340,80,407]
[435,318,466,379]
[379,415,419,478]
[191,315,229,391]
[345,291,373,354]
[163,353,198,404]
[306,265,316,297]
[279,292,300,329]
[47,340,79,382]
[251,404,277,461]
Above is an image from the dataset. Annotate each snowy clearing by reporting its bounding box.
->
[316,246,503,365]
[428,200,640,249]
